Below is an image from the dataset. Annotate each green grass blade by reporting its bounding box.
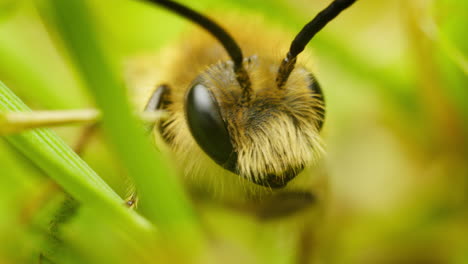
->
[42,0,203,244]
[0,80,153,235]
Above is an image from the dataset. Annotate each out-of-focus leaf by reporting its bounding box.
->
[0,0,22,23]
[41,0,204,248]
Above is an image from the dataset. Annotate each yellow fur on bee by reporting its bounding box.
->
[125,13,327,205]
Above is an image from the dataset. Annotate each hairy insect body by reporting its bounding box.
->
[128,16,326,212]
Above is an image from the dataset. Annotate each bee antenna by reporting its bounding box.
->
[276,0,356,88]
[140,0,252,102]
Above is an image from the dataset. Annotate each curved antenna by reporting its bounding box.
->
[276,0,356,88]
[140,0,252,101]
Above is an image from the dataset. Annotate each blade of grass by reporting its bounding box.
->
[41,0,203,245]
[0,109,100,135]
[0,80,154,238]
[0,109,167,135]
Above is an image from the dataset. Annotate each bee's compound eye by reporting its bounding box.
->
[308,74,325,131]
[185,83,236,169]
[145,84,171,111]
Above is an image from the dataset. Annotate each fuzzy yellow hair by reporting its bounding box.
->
[126,14,326,204]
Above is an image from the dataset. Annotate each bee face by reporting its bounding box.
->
[140,0,355,194]
[185,56,324,188]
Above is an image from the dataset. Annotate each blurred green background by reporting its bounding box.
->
[0,0,467,263]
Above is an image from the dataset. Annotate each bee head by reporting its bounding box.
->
[185,57,324,188]
[146,0,355,188]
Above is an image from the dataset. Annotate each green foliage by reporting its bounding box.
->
[0,0,466,263]
[41,0,202,242]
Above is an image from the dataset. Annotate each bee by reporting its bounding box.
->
[128,0,357,214]
[0,0,356,218]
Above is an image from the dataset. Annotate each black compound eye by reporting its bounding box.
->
[145,84,171,112]
[185,83,237,170]
[307,74,325,131]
